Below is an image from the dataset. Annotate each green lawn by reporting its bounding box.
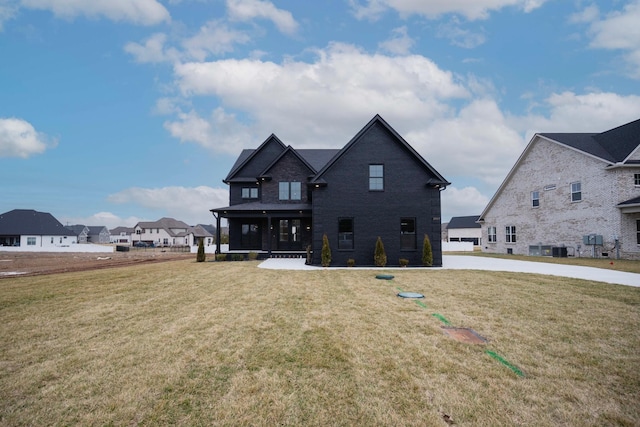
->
[1,259,639,426]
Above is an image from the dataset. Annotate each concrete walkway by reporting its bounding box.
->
[258,255,640,287]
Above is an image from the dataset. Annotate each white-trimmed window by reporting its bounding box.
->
[531,191,540,207]
[634,174,640,186]
[27,237,36,246]
[571,182,582,202]
[505,226,516,243]
[488,226,497,243]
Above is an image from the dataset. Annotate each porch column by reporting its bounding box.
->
[212,211,221,255]
[267,214,272,258]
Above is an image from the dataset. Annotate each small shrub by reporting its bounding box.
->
[374,236,387,267]
[321,234,331,267]
[347,258,355,267]
[248,251,259,261]
[196,238,206,262]
[399,258,409,267]
[216,253,227,262]
[422,234,433,266]
[231,254,244,261]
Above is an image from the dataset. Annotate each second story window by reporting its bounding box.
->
[369,164,384,191]
[242,187,258,199]
[571,182,582,202]
[634,174,640,186]
[279,182,301,200]
[531,191,540,207]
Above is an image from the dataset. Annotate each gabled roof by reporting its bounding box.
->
[479,118,640,221]
[539,118,640,163]
[111,226,133,234]
[188,224,214,238]
[136,217,190,236]
[66,225,89,235]
[261,146,317,178]
[224,134,287,183]
[310,114,450,187]
[0,209,76,236]
[87,226,109,234]
[447,215,481,229]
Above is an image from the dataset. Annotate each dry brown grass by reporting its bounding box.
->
[1,260,639,426]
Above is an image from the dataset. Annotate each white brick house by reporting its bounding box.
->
[478,119,640,260]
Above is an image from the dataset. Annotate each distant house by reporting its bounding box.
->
[87,226,110,244]
[133,218,193,247]
[0,209,78,248]
[478,118,640,259]
[66,225,110,244]
[110,227,133,244]
[447,216,481,246]
[66,224,90,243]
[212,114,449,266]
[191,224,215,246]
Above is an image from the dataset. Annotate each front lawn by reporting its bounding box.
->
[1,260,639,426]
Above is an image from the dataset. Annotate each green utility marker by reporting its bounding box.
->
[485,350,525,377]
[432,313,451,326]
[414,300,427,309]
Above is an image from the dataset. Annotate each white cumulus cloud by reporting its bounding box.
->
[226,0,298,35]
[350,0,549,21]
[107,185,229,225]
[441,186,490,222]
[0,117,56,158]
[20,0,170,25]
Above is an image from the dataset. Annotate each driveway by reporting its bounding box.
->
[258,255,640,287]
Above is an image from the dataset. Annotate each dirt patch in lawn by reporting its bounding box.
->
[0,250,194,278]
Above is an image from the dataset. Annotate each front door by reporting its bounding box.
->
[278,219,302,250]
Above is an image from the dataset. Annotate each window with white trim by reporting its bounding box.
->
[571,182,582,202]
[634,174,640,186]
[488,226,497,243]
[27,237,36,246]
[505,226,516,243]
[531,191,539,207]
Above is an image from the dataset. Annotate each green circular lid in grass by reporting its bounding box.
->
[375,274,394,280]
[397,292,424,299]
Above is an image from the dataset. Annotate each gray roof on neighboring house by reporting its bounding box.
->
[111,226,134,234]
[197,224,216,234]
[66,224,89,235]
[539,118,640,163]
[447,215,481,229]
[0,209,76,236]
[189,224,214,238]
[87,226,109,235]
[137,217,190,230]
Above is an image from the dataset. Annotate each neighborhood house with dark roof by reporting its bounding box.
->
[479,118,640,260]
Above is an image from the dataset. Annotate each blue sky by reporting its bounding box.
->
[1,0,639,228]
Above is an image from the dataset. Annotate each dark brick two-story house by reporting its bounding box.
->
[211,115,450,266]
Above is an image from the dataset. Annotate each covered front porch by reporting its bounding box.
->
[211,203,312,258]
